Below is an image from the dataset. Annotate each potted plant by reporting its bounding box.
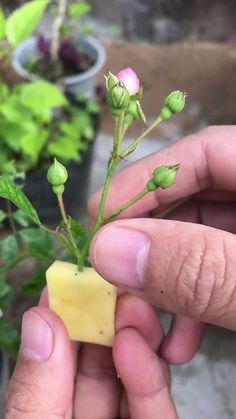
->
[0,79,99,225]
[0,0,106,98]
[0,67,186,354]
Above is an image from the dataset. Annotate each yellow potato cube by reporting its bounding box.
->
[46,261,117,346]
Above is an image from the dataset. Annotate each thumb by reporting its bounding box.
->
[4,307,74,418]
[90,219,236,331]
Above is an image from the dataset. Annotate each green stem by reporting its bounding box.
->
[79,112,125,270]
[0,253,29,275]
[121,115,163,158]
[57,194,80,263]
[103,187,149,224]
[113,111,125,158]
[40,224,57,235]
[6,200,17,237]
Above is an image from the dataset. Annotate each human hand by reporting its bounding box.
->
[89,126,236,362]
[4,292,178,418]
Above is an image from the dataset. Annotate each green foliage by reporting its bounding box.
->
[0,210,6,224]
[0,8,6,39]
[13,209,31,228]
[0,276,14,309]
[5,0,50,46]
[20,228,53,261]
[20,80,68,113]
[0,319,20,357]
[69,2,91,18]
[0,235,18,262]
[22,266,46,298]
[0,82,97,175]
[0,177,41,225]
[70,219,89,252]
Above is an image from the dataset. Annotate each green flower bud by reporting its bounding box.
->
[47,158,68,192]
[152,164,180,189]
[124,113,134,127]
[107,84,130,111]
[111,107,126,117]
[126,100,146,123]
[164,91,187,114]
[146,179,158,191]
[127,100,139,118]
[52,185,65,195]
[160,105,173,121]
[105,72,119,92]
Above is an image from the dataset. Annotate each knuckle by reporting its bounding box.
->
[5,376,38,416]
[4,376,63,419]
[174,232,236,322]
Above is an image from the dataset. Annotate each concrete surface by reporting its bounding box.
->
[89,133,236,419]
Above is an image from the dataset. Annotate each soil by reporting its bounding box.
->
[28,38,95,82]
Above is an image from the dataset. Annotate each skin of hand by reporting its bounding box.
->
[3,291,178,419]
[88,126,236,363]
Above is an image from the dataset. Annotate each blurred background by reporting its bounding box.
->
[1,2,236,418]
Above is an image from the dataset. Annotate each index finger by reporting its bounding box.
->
[88,125,236,219]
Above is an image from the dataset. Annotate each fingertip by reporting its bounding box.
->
[116,294,164,350]
[113,327,165,394]
[160,316,206,364]
[39,287,49,307]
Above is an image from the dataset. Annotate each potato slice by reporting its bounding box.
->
[46,261,117,346]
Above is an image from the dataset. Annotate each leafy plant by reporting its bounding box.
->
[0,67,186,357]
[0,80,99,175]
[0,0,94,79]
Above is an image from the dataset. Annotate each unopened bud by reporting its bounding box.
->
[160,105,173,121]
[47,158,68,195]
[116,67,140,96]
[165,91,187,114]
[107,84,130,111]
[126,100,146,124]
[146,179,158,191]
[152,164,180,189]
[105,72,119,92]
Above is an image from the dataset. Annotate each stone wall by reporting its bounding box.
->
[3,1,236,42]
[89,0,236,42]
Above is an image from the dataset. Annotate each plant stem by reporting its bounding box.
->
[113,112,125,158]
[103,187,150,224]
[50,0,68,63]
[57,194,80,263]
[121,115,163,158]
[0,253,29,275]
[6,200,17,237]
[79,112,125,270]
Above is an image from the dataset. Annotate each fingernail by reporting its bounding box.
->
[91,226,150,288]
[21,311,53,361]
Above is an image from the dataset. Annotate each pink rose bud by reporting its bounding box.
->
[116,67,140,96]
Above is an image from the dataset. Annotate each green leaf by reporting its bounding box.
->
[0,235,18,262]
[68,2,91,18]
[13,209,30,227]
[86,100,100,114]
[0,319,20,357]
[21,129,49,161]
[0,83,9,100]
[0,210,6,223]
[48,136,80,162]
[0,8,6,39]
[70,220,89,252]
[22,266,45,298]
[20,228,53,261]
[6,0,49,46]
[0,176,41,225]
[0,276,14,308]
[20,81,67,113]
